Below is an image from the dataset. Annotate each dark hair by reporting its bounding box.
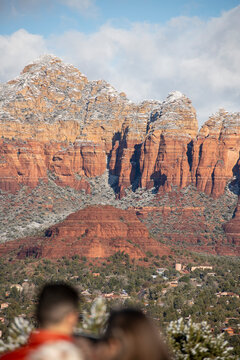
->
[36,283,79,327]
[104,308,171,360]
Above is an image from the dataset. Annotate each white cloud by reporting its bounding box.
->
[0,29,47,82]
[1,6,240,125]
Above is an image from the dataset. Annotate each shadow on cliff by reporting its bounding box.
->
[228,157,240,196]
[130,144,142,192]
[187,140,193,171]
[107,131,143,194]
[150,172,167,193]
[107,131,122,192]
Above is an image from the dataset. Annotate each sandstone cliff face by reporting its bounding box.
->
[139,92,198,192]
[191,110,240,197]
[0,56,182,197]
[0,55,152,152]
[0,206,171,259]
[1,56,240,258]
[0,140,48,192]
[1,56,239,200]
[0,139,106,193]
[108,100,162,196]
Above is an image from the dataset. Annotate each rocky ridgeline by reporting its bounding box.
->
[0,55,240,255]
[0,54,160,150]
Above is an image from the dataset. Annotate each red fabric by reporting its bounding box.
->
[0,329,73,360]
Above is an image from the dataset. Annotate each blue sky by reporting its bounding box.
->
[1,0,239,35]
[0,0,240,125]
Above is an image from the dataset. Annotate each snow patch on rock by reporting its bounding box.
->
[164,91,185,104]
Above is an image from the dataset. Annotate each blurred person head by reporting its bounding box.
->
[36,282,79,335]
[99,308,171,360]
[28,340,84,360]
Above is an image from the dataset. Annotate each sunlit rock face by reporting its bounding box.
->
[191,110,240,198]
[0,139,105,193]
[0,55,157,150]
[1,55,239,199]
[0,55,240,258]
[0,205,171,259]
[139,92,198,193]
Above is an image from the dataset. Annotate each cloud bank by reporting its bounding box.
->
[0,29,47,81]
[0,5,240,125]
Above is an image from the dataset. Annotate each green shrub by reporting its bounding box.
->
[167,318,234,360]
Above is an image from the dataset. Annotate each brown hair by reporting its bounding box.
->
[36,282,79,327]
[104,308,171,360]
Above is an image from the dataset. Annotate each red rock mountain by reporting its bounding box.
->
[0,55,239,258]
[0,206,170,259]
[191,110,240,197]
[0,139,105,193]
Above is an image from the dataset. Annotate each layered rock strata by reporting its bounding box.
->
[1,56,239,199]
[0,206,171,259]
[139,92,198,192]
[0,55,240,257]
[0,55,155,151]
[191,110,240,197]
[0,139,106,192]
